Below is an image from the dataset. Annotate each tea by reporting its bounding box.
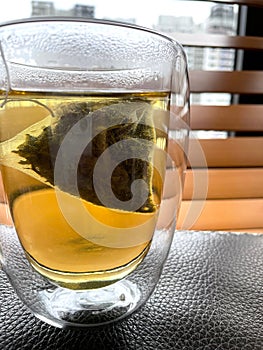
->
[0,91,169,289]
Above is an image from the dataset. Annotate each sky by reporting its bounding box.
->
[0,0,213,28]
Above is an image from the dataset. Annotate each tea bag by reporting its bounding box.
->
[4,100,157,212]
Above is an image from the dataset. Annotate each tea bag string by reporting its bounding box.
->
[0,40,11,108]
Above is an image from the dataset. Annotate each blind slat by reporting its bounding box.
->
[189,71,263,94]
[178,198,263,230]
[169,33,263,50]
[190,105,263,131]
[188,137,263,167]
[183,168,263,200]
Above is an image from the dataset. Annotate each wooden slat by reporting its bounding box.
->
[183,168,263,200]
[188,137,263,167]
[170,33,263,50]
[190,105,263,131]
[202,0,263,6]
[177,198,263,230]
[0,203,12,226]
[189,70,263,94]
[0,172,6,203]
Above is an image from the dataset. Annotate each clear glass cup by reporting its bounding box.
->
[0,18,189,328]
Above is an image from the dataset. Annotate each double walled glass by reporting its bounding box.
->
[0,18,189,328]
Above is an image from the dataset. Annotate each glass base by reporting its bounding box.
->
[36,279,141,328]
[0,225,175,328]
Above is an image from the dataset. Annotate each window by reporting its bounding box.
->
[0,0,242,110]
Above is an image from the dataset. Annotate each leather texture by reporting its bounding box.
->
[0,230,262,350]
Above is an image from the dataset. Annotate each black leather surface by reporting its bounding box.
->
[0,230,262,350]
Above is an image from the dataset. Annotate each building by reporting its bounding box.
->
[72,4,94,18]
[204,4,237,73]
[201,4,237,105]
[205,4,237,35]
[154,4,238,110]
[155,15,195,33]
[31,1,54,16]
[31,1,95,18]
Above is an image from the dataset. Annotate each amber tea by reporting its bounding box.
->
[0,91,169,289]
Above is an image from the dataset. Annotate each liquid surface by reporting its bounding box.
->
[0,91,169,289]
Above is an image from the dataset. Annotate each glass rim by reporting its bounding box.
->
[0,16,187,93]
[0,16,180,47]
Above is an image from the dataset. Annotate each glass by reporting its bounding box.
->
[0,18,189,328]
